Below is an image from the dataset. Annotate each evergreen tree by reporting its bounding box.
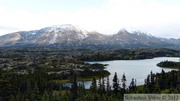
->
[159,69,166,90]
[71,71,77,101]
[90,78,97,93]
[150,71,155,93]
[129,78,136,93]
[26,80,32,100]
[54,93,61,101]
[154,81,160,93]
[106,76,111,95]
[102,77,106,93]
[33,83,41,101]
[170,70,178,88]
[41,91,50,101]
[150,71,155,85]
[28,90,35,101]
[113,72,119,96]
[98,77,102,95]
[143,78,149,93]
[145,74,152,93]
[9,94,15,101]
[121,73,126,94]
[77,81,85,96]
[16,90,23,101]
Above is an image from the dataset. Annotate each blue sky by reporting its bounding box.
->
[0,0,180,38]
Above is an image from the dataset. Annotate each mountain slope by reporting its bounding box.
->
[0,24,89,46]
[0,24,180,49]
[108,30,174,48]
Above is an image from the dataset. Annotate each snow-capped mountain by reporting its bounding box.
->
[0,24,180,49]
[0,24,108,47]
[107,30,174,48]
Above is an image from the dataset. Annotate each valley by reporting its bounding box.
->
[1,25,180,100]
[0,48,179,80]
[0,48,180,100]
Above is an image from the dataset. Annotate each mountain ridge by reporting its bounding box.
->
[0,24,180,49]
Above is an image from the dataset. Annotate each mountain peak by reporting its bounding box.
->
[117,28,129,34]
[132,31,154,37]
[42,24,88,35]
[51,24,76,29]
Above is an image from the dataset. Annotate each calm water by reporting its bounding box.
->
[66,57,180,88]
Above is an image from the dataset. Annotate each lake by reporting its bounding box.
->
[66,57,180,88]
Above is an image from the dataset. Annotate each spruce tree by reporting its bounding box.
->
[150,71,155,93]
[41,91,50,101]
[16,90,23,101]
[102,77,106,93]
[106,76,111,95]
[33,83,41,101]
[90,78,97,93]
[154,81,160,93]
[159,69,166,90]
[9,94,15,101]
[121,73,126,94]
[71,71,77,101]
[129,78,136,93]
[98,77,102,95]
[113,72,119,96]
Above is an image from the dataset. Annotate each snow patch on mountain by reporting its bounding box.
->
[47,24,87,34]
[31,32,36,35]
[0,24,180,49]
[50,32,58,44]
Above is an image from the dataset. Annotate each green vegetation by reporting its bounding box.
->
[79,48,180,61]
[0,48,110,82]
[0,48,180,100]
[1,67,180,101]
[157,60,180,69]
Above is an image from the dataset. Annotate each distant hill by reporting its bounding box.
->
[0,24,180,49]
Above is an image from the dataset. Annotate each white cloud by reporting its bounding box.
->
[102,0,180,38]
[0,0,180,38]
[70,0,180,37]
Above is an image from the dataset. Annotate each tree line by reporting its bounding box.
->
[0,67,179,101]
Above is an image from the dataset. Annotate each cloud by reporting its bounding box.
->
[69,0,180,37]
[0,0,180,38]
[106,0,180,25]
[102,0,180,38]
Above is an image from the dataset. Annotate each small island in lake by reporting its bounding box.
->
[157,60,180,69]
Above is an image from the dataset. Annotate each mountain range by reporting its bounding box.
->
[0,24,180,49]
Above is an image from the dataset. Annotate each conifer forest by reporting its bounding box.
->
[0,48,180,101]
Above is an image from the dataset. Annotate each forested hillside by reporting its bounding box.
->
[0,48,180,101]
[0,68,180,101]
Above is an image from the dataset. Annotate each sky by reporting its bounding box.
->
[0,0,180,38]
